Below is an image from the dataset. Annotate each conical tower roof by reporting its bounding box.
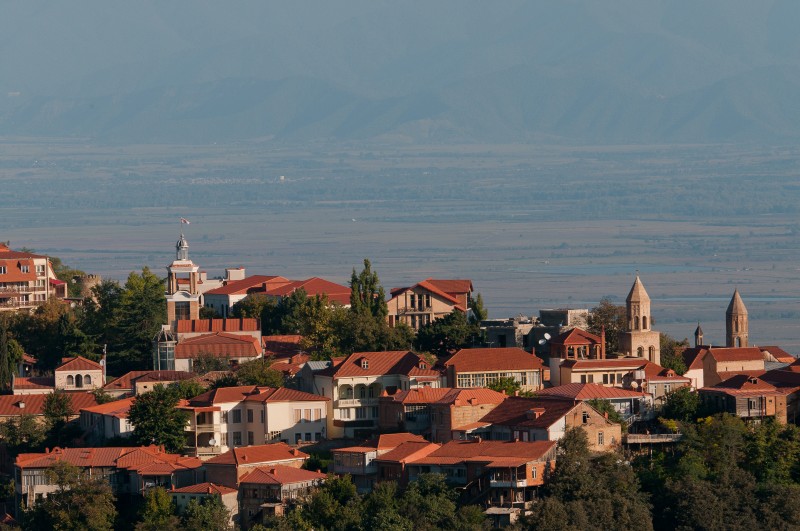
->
[694,322,703,336]
[727,289,747,315]
[626,275,650,303]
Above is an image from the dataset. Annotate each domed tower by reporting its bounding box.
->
[618,275,661,364]
[726,289,748,348]
[165,233,201,329]
[694,322,704,347]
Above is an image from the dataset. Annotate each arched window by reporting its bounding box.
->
[75,374,83,388]
[634,316,640,330]
[637,347,644,357]
[736,337,742,348]
[84,374,92,386]
[642,316,648,329]
[649,346,655,359]
[67,375,74,386]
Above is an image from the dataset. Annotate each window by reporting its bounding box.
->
[248,431,254,445]
[20,265,29,273]
[531,466,537,479]
[75,374,83,388]
[315,432,322,441]
[232,409,242,423]
[603,374,609,384]
[84,374,92,386]
[221,433,228,446]
[598,431,604,446]
[232,432,242,446]
[294,409,302,423]
[247,409,253,423]
[580,375,587,384]
[36,264,45,275]
[361,359,369,370]
[340,409,351,420]
[260,410,265,423]
[305,432,312,442]
[67,375,74,386]
[409,294,416,308]
[0,266,5,274]
[582,411,589,424]
[356,407,367,419]
[314,408,322,421]
[372,407,379,418]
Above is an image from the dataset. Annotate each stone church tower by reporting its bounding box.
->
[726,289,748,348]
[618,276,661,365]
[165,233,201,329]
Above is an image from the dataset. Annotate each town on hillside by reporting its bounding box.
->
[0,236,799,530]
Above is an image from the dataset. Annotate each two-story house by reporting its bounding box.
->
[0,243,67,313]
[331,433,428,493]
[443,348,545,393]
[314,351,444,439]
[386,279,472,330]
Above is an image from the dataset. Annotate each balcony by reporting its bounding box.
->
[194,422,220,433]
[336,398,378,407]
[185,445,223,456]
[399,306,433,314]
[490,479,528,488]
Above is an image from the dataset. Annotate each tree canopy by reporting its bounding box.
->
[127,384,190,453]
[587,298,626,355]
[415,310,479,358]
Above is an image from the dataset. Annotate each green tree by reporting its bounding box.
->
[660,387,699,422]
[398,473,459,530]
[587,298,626,355]
[23,461,116,531]
[127,384,190,453]
[170,379,206,400]
[586,399,624,424]
[236,359,285,387]
[0,319,24,391]
[468,293,488,323]
[181,496,232,531]
[232,294,281,334]
[416,310,479,358]
[659,333,688,374]
[0,414,46,456]
[349,259,388,321]
[91,388,115,405]
[111,268,166,374]
[487,376,530,397]
[136,486,180,531]
[57,311,97,361]
[48,255,87,298]
[43,392,74,428]
[192,352,230,374]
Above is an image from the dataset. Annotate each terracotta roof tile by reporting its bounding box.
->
[552,327,602,346]
[204,276,291,296]
[411,440,555,465]
[331,351,440,379]
[433,388,507,406]
[263,335,305,358]
[424,279,473,295]
[134,371,195,384]
[188,385,258,405]
[381,388,453,404]
[56,356,103,372]
[239,464,326,485]
[176,318,260,333]
[444,348,545,373]
[264,277,351,306]
[759,346,796,364]
[560,358,650,370]
[708,347,764,363]
[175,332,261,359]
[13,376,54,390]
[104,371,151,391]
[205,442,308,466]
[0,393,98,417]
[376,433,428,450]
[170,482,237,495]
[374,441,441,463]
[535,383,647,400]
[479,397,582,429]
[242,386,329,403]
[79,397,136,419]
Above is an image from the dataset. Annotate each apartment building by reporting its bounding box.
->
[0,243,67,312]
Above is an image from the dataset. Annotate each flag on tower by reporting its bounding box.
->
[180,217,191,224]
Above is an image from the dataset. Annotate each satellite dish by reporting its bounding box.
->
[208,438,217,446]
[538,339,547,345]
[544,333,551,340]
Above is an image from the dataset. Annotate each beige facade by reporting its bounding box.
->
[387,287,460,330]
[0,244,67,313]
[618,276,661,365]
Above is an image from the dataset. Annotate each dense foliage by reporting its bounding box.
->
[416,310,481,358]
[259,473,487,531]
[587,298,626,355]
[127,384,190,453]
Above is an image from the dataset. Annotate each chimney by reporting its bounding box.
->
[514,390,519,397]
[270,468,276,474]
[600,326,606,359]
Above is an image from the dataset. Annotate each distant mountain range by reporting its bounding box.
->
[3,0,800,144]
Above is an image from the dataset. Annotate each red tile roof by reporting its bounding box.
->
[444,348,545,373]
[708,347,764,363]
[759,346,796,364]
[682,348,708,371]
[264,277,351,306]
[424,279,473,296]
[381,387,453,405]
[204,276,291,296]
[263,335,305,358]
[170,482,238,495]
[552,328,602,346]
[433,388,507,406]
[243,386,329,403]
[376,433,428,450]
[478,397,583,429]
[134,371,195,384]
[535,383,647,400]
[188,385,258,405]
[176,318,260,333]
[13,376,54,390]
[79,397,136,419]
[15,445,201,473]
[330,351,440,379]
[175,332,261,359]
[389,281,463,308]
[0,244,47,259]
[560,358,650,370]
[411,439,555,465]
[104,371,152,392]
[701,375,784,398]
[0,393,98,417]
[205,443,308,466]
[239,464,326,486]
[56,356,103,372]
[374,441,441,463]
